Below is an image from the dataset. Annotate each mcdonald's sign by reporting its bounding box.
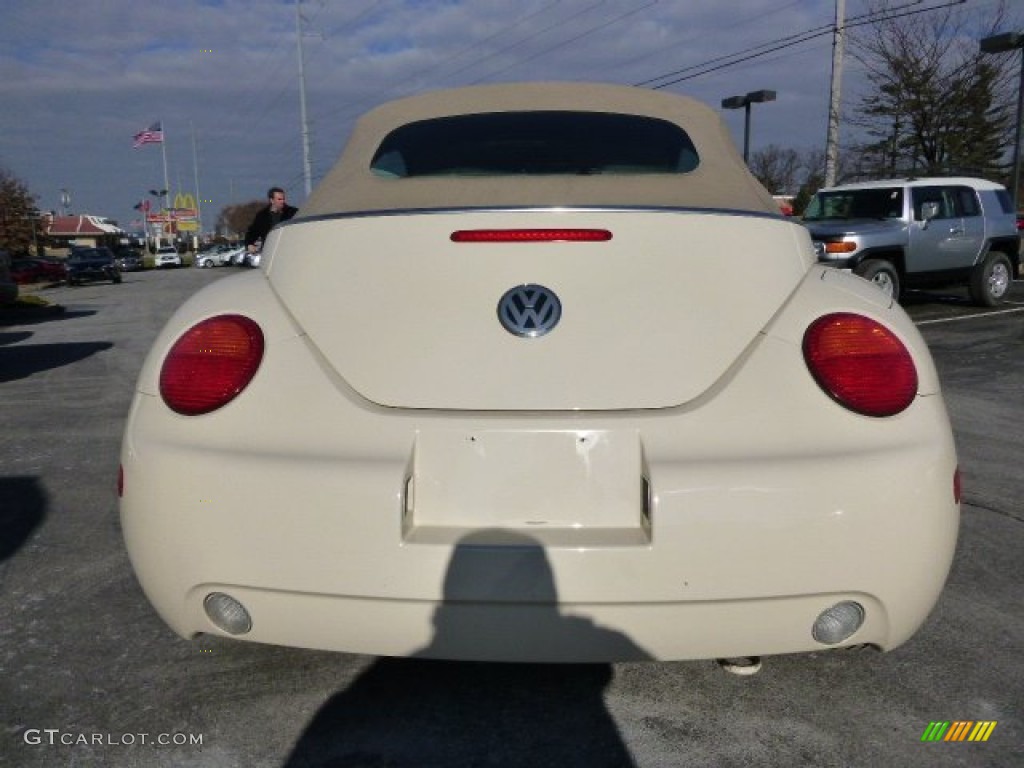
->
[172,193,198,220]
[173,192,196,210]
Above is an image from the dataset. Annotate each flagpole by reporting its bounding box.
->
[160,121,170,225]
[191,121,203,237]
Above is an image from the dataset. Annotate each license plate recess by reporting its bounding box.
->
[404,430,650,546]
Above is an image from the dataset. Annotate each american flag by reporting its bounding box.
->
[133,122,164,148]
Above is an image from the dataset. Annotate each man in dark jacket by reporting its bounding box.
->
[245,187,298,253]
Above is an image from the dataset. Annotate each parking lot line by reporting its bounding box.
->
[916,305,1024,326]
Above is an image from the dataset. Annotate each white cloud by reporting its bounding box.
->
[0,0,1012,229]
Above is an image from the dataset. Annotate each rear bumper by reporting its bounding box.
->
[120,401,959,662]
[181,586,892,662]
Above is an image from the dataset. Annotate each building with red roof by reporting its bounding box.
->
[45,215,124,251]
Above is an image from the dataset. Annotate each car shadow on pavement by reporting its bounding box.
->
[283,531,648,768]
[0,477,46,562]
[0,309,98,327]
[0,341,112,382]
[0,331,33,346]
[0,308,95,327]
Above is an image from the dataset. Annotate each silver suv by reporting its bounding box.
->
[803,177,1020,306]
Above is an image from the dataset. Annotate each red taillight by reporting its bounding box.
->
[450,228,612,243]
[159,315,264,415]
[802,313,917,417]
[953,466,962,504]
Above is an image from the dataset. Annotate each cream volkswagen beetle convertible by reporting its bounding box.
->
[120,83,959,663]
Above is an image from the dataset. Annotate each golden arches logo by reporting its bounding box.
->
[171,193,198,225]
[173,193,197,211]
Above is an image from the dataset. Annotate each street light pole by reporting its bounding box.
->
[721,90,777,164]
[296,0,313,198]
[980,31,1024,211]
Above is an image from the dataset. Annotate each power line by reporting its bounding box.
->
[637,0,969,90]
[636,24,835,89]
[313,0,601,127]
[610,0,809,76]
[468,1,660,85]
[408,0,565,82]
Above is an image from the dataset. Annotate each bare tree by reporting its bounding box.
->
[216,200,264,241]
[749,145,803,195]
[790,149,825,215]
[847,1,1017,183]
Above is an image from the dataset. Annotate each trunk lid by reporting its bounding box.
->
[266,209,811,410]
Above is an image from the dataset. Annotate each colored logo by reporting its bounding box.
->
[921,721,997,742]
[173,192,197,211]
[172,193,198,220]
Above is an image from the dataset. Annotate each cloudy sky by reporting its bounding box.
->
[0,0,1013,234]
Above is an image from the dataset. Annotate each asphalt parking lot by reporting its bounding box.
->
[1,267,1022,768]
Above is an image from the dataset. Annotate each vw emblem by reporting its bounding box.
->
[497,284,562,338]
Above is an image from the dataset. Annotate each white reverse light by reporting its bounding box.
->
[812,601,864,645]
[204,592,253,635]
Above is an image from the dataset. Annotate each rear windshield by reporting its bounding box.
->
[370,111,700,178]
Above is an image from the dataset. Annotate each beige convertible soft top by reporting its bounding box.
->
[298,82,779,218]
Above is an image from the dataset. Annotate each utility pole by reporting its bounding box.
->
[824,0,846,188]
[296,0,313,198]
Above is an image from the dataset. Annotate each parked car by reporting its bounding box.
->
[195,245,238,268]
[115,249,145,272]
[227,247,260,267]
[66,247,121,285]
[154,245,182,269]
[37,257,69,281]
[0,249,17,304]
[10,259,46,284]
[121,82,959,664]
[802,177,1020,306]
[10,258,67,284]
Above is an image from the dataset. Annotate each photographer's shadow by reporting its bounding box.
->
[284,530,650,768]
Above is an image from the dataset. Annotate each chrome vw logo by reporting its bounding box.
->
[497,284,562,337]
